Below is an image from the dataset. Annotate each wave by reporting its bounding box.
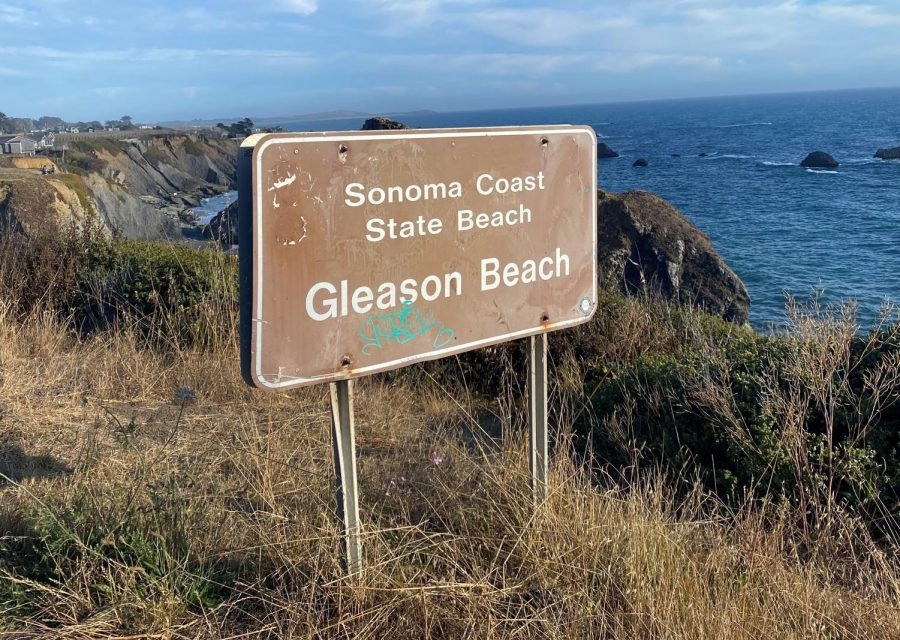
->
[716,122,774,128]
[698,153,754,160]
[842,158,883,166]
[805,168,839,174]
[761,161,794,166]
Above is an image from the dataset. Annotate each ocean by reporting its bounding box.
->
[278,87,900,328]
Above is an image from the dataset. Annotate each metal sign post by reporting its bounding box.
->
[529,333,549,504]
[330,379,362,574]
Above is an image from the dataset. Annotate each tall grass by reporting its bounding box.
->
[1,235,898,638]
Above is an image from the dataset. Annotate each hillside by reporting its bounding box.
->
[0,133,238,240]
[0,234,897,637]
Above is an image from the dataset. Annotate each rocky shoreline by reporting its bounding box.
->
[0,133,238,241]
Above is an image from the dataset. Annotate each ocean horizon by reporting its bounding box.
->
[276,86,900,329]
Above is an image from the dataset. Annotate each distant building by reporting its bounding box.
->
[36,133,55,149]
[0,134,38,156]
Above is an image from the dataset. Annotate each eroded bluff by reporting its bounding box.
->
[0,134,238,241]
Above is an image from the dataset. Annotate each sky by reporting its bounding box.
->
[2,0,900,123]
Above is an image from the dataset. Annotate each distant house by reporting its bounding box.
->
[36,133,55,149]
[0,134,38,156]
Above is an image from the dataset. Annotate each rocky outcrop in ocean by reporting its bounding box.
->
[800,151,838,169]
[633,158,649,167]
[875,146,900,160]
[361,117,409,130]
[203,200,238,246]
[597,142,619,158]
[597,189,750,323]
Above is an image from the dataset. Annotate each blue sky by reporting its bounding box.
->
[2,0,899,122]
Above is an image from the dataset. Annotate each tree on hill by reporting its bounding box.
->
[36,116,66,131]
[103,116,136,130]
[0,116,33,133]
[216,118,254,138]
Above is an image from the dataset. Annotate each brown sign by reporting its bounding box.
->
[241,125,597,390]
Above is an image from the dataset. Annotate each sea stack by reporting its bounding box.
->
[597,142,619,158]
[875,146,900,160]
[800,151,839,169]
[361,116,408,130]
[596,189,750,323]
[633,158,649,167]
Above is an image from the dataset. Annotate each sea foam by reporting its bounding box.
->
[716,122,774,128]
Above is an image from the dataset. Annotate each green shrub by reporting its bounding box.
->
[0,234,237,350]
[65,238,238,349]
[1,474,232,625]
[70,139,129,156]
[579,312,900,533]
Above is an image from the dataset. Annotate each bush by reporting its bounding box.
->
[0,233,238,350]
[2,473,232,624]
[66,239,238,349]
[579,301,900,536]
[2,230,897,537]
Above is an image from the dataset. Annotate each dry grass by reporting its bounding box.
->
[1,291,898,639]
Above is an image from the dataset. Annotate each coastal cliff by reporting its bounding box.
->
[0,134,238,240]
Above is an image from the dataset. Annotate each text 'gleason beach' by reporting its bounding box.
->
[306,171,570,322]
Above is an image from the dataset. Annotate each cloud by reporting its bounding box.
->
[0,2,37,25]
[371,52,584,75]
[371,0,491,29]
[0,46,315,66]
[446,53,578,75]
[467,7,636,47]
[372,50,720,77]
[595,52,724,72]
[0,65,28,77]
[276,0,318,15]
[488,79,560,94]
[94,87,123,98]
[815,1,900,27]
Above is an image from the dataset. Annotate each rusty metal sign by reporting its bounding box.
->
[239,125,597,390]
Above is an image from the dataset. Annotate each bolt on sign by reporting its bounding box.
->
[240,126,597,390]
